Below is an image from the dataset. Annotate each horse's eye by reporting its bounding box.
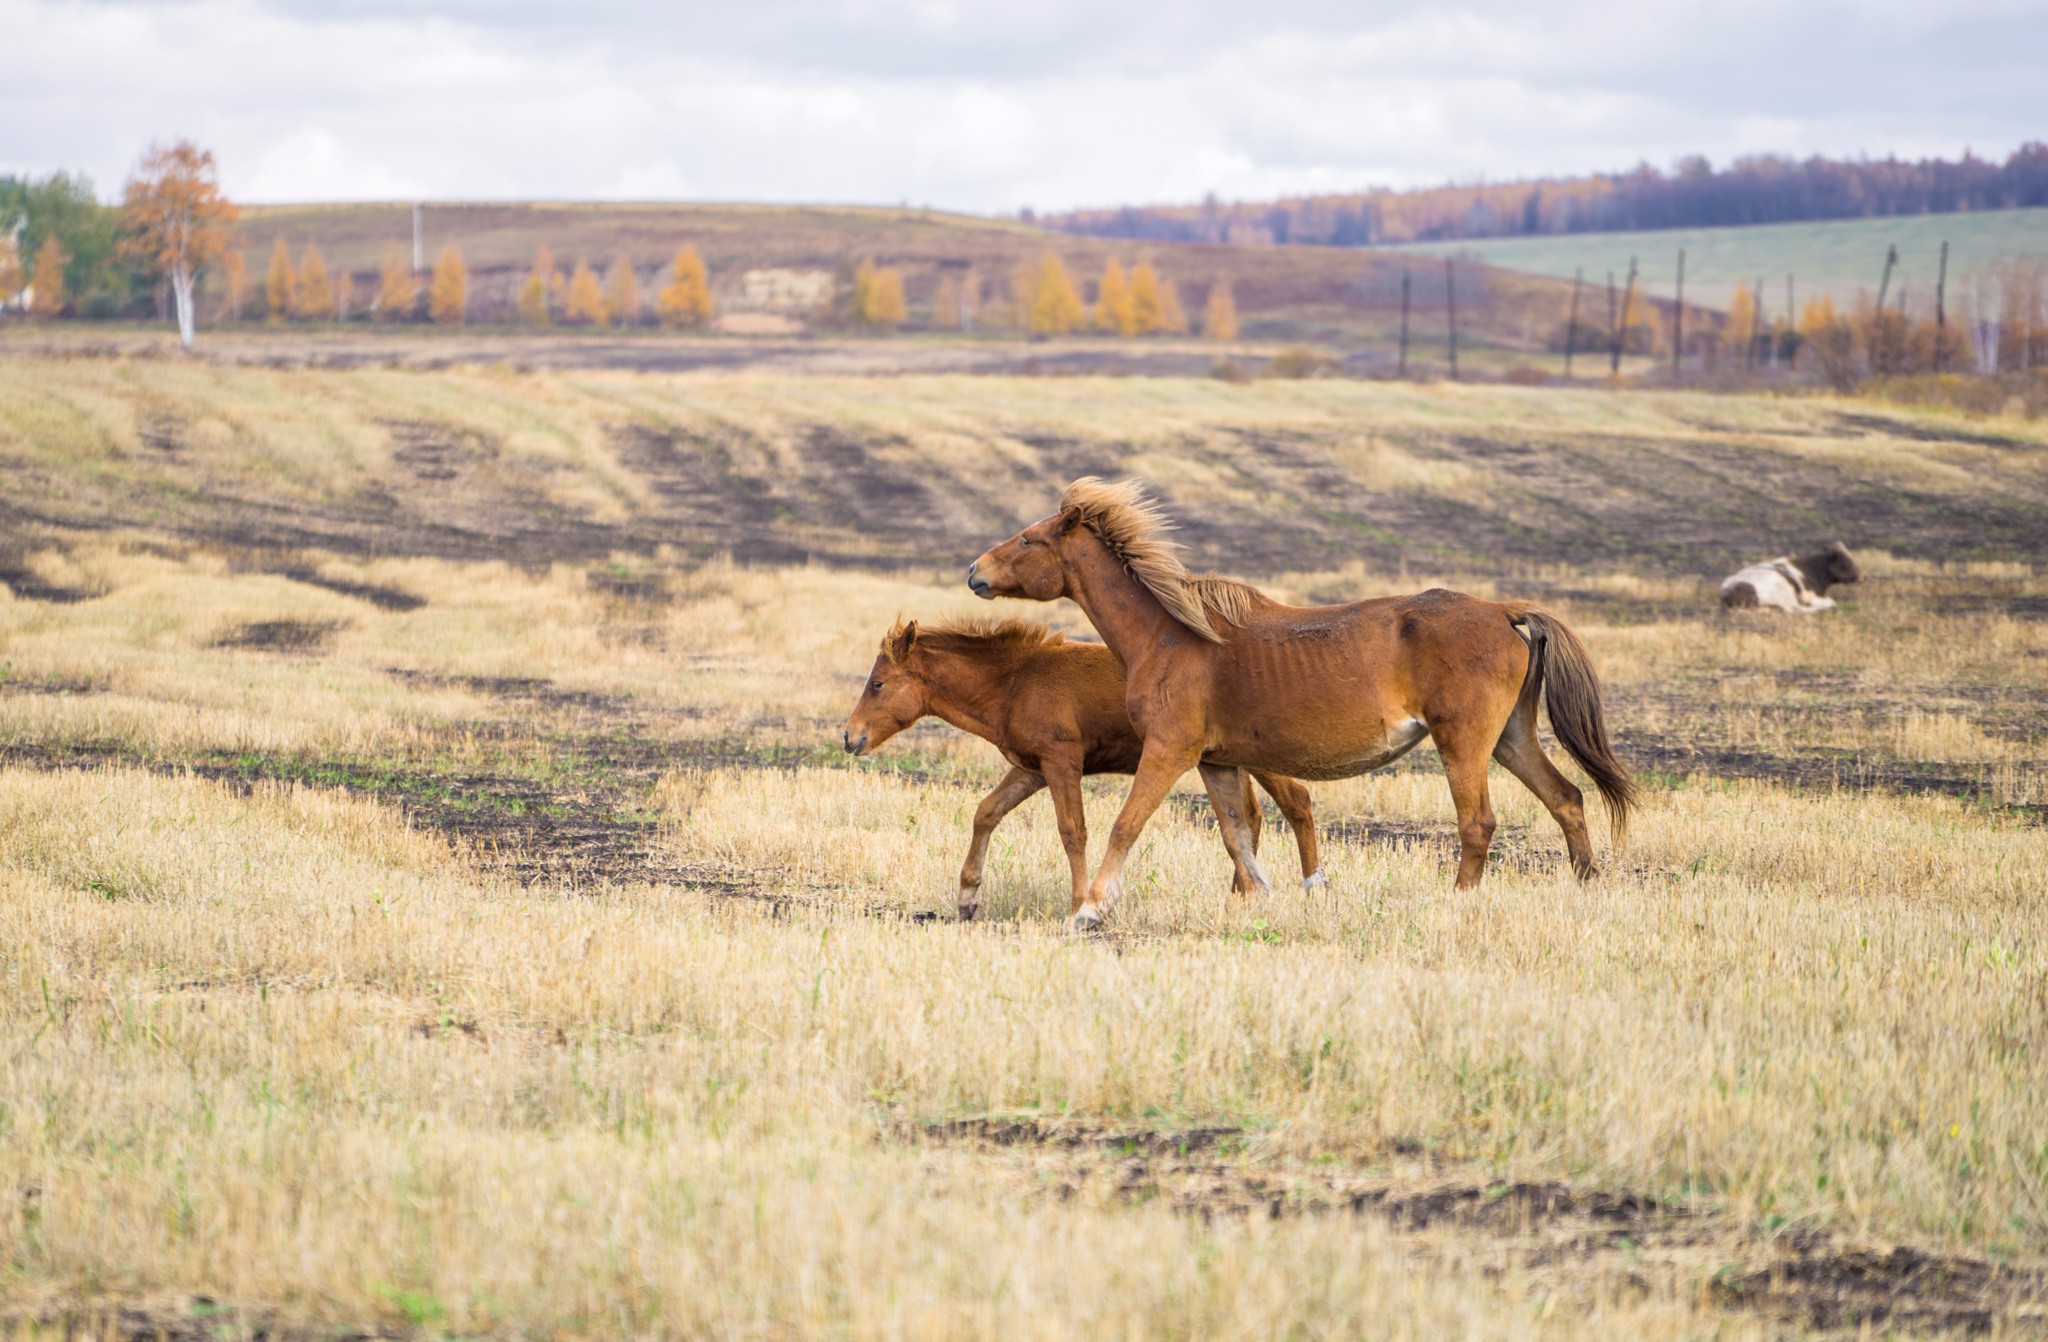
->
[869,680,882,692]
[1019,537,1033,548]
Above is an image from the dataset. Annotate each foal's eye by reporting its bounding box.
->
[1019,537,1033,548]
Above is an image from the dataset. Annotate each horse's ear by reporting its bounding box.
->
[888,619,918,662]
[1056,508,1082,535]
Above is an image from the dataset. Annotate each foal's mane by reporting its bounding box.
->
[1059,477,1262,642]
[883,616,1064,664]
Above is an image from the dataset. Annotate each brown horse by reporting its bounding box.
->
[967,478,1637,931]
[842,617,1321,920]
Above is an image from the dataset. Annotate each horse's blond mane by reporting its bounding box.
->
[882,616,1064,663]
[1059,477,1263,642]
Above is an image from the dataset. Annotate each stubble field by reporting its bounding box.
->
[3,353,2048,1336]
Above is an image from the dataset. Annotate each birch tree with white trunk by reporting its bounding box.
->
[119,142,237,350]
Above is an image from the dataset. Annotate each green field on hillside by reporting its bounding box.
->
[1384,207,2048,314]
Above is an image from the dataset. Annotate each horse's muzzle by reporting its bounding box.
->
[843,730,868,755]
[967,560,992,599]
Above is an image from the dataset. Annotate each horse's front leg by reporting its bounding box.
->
[1200,762,1272,897]
[1074,739,1201,933]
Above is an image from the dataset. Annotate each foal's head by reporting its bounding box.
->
[843,620,928,756]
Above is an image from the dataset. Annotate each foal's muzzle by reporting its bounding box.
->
[967,560,992,599]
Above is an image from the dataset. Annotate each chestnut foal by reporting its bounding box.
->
[843,617,1321,920]
[968,478,1637,931]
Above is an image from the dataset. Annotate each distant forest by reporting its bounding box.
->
[1042,145,2048,247]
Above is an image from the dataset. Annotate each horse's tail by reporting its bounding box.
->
[1505,603,1638,846]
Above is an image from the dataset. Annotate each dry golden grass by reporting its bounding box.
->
[6,366,2048,1335]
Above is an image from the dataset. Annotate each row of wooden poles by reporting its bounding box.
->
[1396,241,1955,380]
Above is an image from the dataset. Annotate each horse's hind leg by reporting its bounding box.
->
[1251,771,1322,888]
[1201,762,1272,897]
[1432,724,1498,890]
[959,766,1045,919]
[1491,705,1596,880]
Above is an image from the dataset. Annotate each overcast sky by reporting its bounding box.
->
[4,0,2044,212]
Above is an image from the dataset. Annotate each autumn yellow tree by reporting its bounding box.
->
[27,237,69,317]
[1202,276,1238,340]
[1092,259,1135,335]
[1723,286,1757,365]
[869,266,906,328]
[296,244,335,320]
[604,257,640,325]
[264,238,295,322]
[932,270,977,330]
[1129,261,1173,334]
[428,244,466,325]
[564,260,607,326]
[117,140,238,348]
[1029,253,1085,335]
[1156,275,1188,334]
[851,256,907,328]
[28,236,67,316]
[0,236,22,310]
[518,246,555,327]
[217,249,248,321]
[655,245,713,327]
[377,246,416,322]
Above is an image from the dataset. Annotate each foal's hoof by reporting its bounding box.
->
[1302,870,1328,891]
[1067,908,1103,936]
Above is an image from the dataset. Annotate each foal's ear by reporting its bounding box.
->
[887,619,919,662]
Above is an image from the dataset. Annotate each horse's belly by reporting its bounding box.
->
[1216,715,1430,781]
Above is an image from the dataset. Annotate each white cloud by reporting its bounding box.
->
[1,0,2041,211]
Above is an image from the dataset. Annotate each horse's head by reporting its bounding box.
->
[842,620,927,756]
[968,512,1072,603]
[1824,541,1862,586]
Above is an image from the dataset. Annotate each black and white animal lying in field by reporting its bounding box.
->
[1720,542,1862,613]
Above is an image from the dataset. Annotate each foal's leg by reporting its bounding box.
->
[1238,770,1265,855]
[958,766,1045,920]
[1433,724,1499,890]
[1075,740,1201,932]
[1252,771,1323,888]
[1039,754,1091,920]
[1201,763,1272,897]
[1492,705,1596,879]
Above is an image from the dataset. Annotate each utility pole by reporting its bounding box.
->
[1397,270,1410,377]
[1935,240,1950,371]
[1610,257,1637,377]
[1444,259,1458,381]
[1671,250,1685,382]
[1747,277,1764,370]
[412,203,424,273]
[1875,244,1897,314]
[1564,267,1583,378]
[1604,270,1618,375]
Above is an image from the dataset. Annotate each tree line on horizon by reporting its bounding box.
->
[1043,144,2048,248]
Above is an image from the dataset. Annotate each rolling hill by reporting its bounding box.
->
[228,201,1582,365]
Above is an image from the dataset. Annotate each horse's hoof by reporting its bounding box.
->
[1067,908,1103,936]
[956,903,979,922]
[1302,870,1328,891]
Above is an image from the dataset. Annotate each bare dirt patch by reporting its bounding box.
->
[913,1118,2041,1332]
[209,619,348,652]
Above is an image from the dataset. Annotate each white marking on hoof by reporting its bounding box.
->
[1067,906,1103,935]
[1302,869,1328,891]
